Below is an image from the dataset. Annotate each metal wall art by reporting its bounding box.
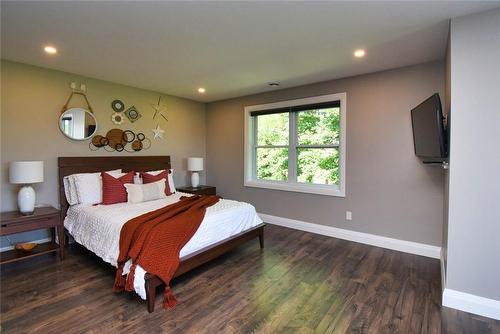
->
[90,128,150,152]
[152,125,164,139]
[111,99,125,112]
[110,99,126,125]
[124,106,141,123]
[151,96,168,122]
[111,112,124,125]
[110,99,142,124]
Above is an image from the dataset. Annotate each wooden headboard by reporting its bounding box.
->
[58,156,171,219]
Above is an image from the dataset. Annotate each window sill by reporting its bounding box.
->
[244,180,345,197]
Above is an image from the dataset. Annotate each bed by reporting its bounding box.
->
[58,156,265,312]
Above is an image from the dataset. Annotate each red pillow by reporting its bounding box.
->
[140,170,172,196]
[101,171,134,205]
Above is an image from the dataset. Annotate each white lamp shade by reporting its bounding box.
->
[9,161,44,184]
[187,157,203,171]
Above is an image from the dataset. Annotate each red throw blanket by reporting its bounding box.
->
[113,195,220,309]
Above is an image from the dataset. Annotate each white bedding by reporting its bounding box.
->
[64,192,262,299]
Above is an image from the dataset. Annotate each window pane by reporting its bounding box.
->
[297,107,340,145]
[297,148,339,185]
[256,113,289,146]
[256,148,288,181]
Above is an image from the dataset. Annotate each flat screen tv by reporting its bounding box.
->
[411,93,448,163]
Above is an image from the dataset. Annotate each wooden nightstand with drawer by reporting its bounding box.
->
[0,206,64,264]
[177,185,216,196]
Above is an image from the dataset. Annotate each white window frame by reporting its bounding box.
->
[244,93,346,197]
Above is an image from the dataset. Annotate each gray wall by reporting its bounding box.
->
[207,62,445,246]
[446,9,500,300]
[1,61,207,247]
[442,31,451,280]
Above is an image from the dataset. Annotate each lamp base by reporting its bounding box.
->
[21,211,35,216]
[191,172,200,188]
[18,185,36,215]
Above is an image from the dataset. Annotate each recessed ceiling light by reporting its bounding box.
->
[198,87,206,93]
[44,46,57,54]
[354,49,365,58]
[268,82,280,86]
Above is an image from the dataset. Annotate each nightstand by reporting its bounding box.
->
[0,206,64,264]
[177,185,216,196]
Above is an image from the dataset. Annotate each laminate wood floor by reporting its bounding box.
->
[1,225,499,334]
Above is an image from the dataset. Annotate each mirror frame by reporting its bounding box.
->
[59,107,98,141]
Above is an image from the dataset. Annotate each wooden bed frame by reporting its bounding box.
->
[58,156,265,313]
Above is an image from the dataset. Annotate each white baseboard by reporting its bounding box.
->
[0,238,52,252]
[443,288,500,320]
[258,213,441,259]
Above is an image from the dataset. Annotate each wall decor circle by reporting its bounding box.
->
[106,128,127,150]
[111,100,125,112]
[89,129,150,153]
[122,130,136,143]
[139,138,151,151]
[115,143,125,152]
[92,135,106,147]
[131,140,143,151]
[111,112,124,125]
[100,136,109,146]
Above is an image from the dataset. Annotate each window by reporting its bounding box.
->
[244,93,346,196]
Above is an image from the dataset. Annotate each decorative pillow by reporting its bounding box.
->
[141,170,172,195]
[72,169,122,205]
[102,171,134,205]
[140,169,176,193]
[124,179,167,204]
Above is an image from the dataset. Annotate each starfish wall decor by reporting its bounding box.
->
[152,125,165,139]
[151,96,168,122]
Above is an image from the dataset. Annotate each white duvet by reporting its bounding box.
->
[64,192,262,299]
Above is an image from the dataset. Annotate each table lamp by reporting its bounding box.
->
[187,157,203,188]
[9,161,44,215]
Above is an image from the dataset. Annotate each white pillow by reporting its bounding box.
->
[137,169,176,193]
[73,169,122,205]
[63,176,79,205]
[168,169,176,193]
[124,179,167,204]
[133,173,143,185]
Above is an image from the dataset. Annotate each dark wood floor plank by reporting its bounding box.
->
[1,225,499,334]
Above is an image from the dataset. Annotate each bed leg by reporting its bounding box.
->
[145,279,156,313]
[259,229,264,249]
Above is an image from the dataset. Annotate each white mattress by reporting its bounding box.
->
[64,192,262,299]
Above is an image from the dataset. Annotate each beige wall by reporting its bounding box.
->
[1,60,446,248]
[1,61,206,245]
[206,61,445,246]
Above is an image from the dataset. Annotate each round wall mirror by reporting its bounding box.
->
[59,108,97,140]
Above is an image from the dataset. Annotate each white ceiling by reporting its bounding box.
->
[2,1,499,102]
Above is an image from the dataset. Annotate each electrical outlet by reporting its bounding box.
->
[346,211,352,221]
